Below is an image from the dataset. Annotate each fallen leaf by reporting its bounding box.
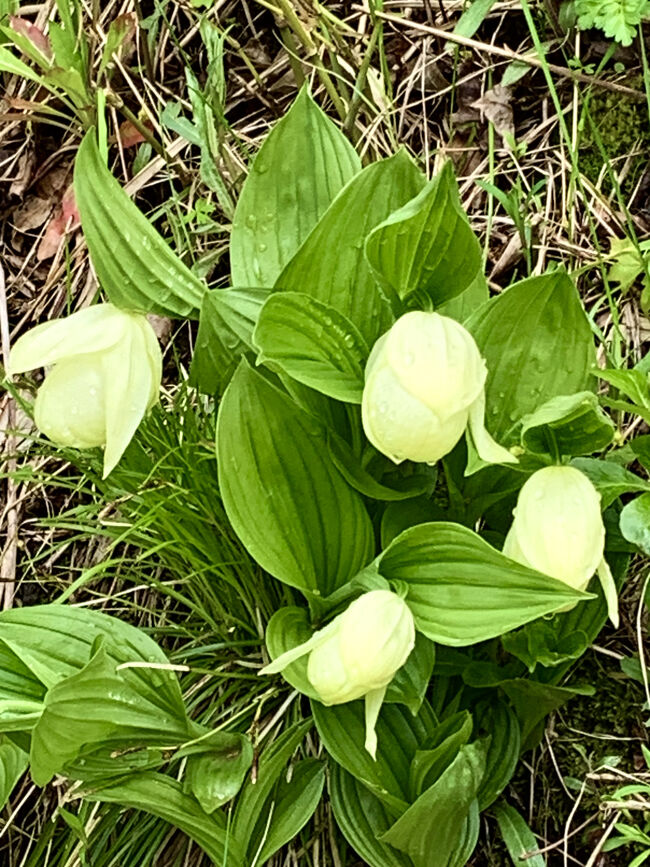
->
[36,185,80,260]
[12,196,53,231]
[471,84,515,141]
[117,119,152,148]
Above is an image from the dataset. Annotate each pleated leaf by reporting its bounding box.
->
[276,150,426,345]
[376,522,592,646]
[230,86,361,287]
[216,361,374,596]
[75,131,206,318]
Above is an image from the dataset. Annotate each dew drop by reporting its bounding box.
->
[246,214,257,229]
[89,386,97,397]
[258,243,267,253]
[404,352,415,367]
[378,401,388,415]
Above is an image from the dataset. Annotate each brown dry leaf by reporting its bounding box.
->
[12,196,53,231]
[9,148,35,198]
[471,84,515,142]
[146,314,173,345]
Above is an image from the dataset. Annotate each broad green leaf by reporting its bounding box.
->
[276,150,426,345]
[376,522,592,646]
[82,772,237,865]
[253,292,368,402]
[75,131,206,318]
[0,605,185,719]
[230,86,361,287]
[386,633,436,715]
[571,457,650,508]
[620,493,650,556]
[450,801,481,867]
[467,270,597,445]
[381,741,487,867]
[493,802,546,867]
[438,271,489,323]
[330,764,413,867]
[501,679,593,747]
[520,392,614,457]
[188,287,269,394]
[256,759,325,863]
[408,711,473,798]
[216,361,374,596]
[328,434,434,502]
[0,737,27,811]
[365,162,482,306]
[380,496,448,548]
[265,607,318,699]
[533,541,629,688]
[502,620,588,673]
[597,367,650,410]
[0,639,47,731]
[232,720,312,857]
[312,699,436,812]
[185,733,252,813]
[30,646,192,786]
[475,700,520,810]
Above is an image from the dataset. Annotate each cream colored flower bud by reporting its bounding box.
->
[503,465,618,626]
[361,311,516,467]
[260,590,415,758]
[8,304,162,479]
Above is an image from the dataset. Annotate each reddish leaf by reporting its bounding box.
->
[10,16,52,58]
[117,119,152,149]
[36,185,80,261]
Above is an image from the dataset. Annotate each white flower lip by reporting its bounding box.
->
[260,590,416,758]
[503,465,618,626]
[361,311,516,467]
[8,303,162,479]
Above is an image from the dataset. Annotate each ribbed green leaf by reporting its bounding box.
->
[0,737,27,811]
[232,720,311,858]
[312,699,436,812]
[0,605,184,719]
[256,759,325,863]
[493,802,546,867]
[365,162,482,306]
[30,646,192,786]
[254,292,368,402]
[75,131,206,318]
[467,270,597,445]
[189,287,269,394]
[330,764,413,867]
[216,361,374,596]
[381,741,486,867]
[82,772,238,865]
[185,733,252,813]
[377,522,593,646]
[230,86,361,287]
[276,150,426,345]
[475,700,520,809]
[520,391,614,457]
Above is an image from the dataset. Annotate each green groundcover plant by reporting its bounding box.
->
[5,87,650,865]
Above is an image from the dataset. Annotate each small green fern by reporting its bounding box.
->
[575,0,650,45]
